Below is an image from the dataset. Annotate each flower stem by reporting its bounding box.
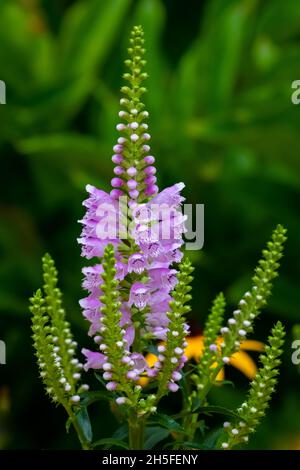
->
[128,413,145,450]
[65,405,92,450]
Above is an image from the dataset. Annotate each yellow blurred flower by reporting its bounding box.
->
[140,335,264,387]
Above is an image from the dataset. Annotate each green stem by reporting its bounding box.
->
[65,405,92,450]
[197,363,224,403]
[128,413,145,450]
[181,364,225,444]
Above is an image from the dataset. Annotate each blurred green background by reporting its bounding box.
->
[0,0,300,450]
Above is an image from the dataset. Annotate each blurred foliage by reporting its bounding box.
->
[0,0,299,449]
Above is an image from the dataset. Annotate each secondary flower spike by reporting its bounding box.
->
[78,25,189,406]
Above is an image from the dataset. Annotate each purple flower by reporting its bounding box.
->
[148,267,178,292]
[151,182,185,207]
[128,253,146,274]
[129,283,150,309]
[79,95,187,385]
[82,265,103,293]
[82,349,106,371]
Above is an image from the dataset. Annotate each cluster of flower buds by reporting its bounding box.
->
[30,254,88,407]
[111,25,157,203]
[193,225,287,401]
[220,321,285,449]
[220,225,287,362]
[192,292,225,391]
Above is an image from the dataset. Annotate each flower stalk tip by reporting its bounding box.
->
[111,25,157,203]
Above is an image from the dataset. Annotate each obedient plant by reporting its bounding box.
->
[29,26,287,450]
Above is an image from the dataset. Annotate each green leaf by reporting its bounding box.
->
[94,372,110,389]
[60,0,131,75]
[217,380,235,388]
[76,407,93,443]
[148,414,184,434]
[202,427,226,450]
[144,427,169,450]
[175,405,238,420]
[18,134,110,173]
[111,424,128,441]
[65,417,72,434]
[181,441,206,450]
[92,438,129,449]
[195,405,239,419]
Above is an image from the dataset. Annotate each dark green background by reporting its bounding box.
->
[0,0,299,449]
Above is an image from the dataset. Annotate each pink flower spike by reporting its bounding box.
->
[127,167,137,177]
[114,166,124,176]
[144,156,155,165]
[121,356,131,364]
[172,371,182,381]
[116,123,126,131]
[147,368,158,378]
[118,137,126,144]
[129,189,139,199]
[103,372,112,380]
[106,381,117,391]
[168,382,179,392]
[116,397,126,405]
[113,144,123,153]
[111,178,124,188]
[130,122,139,129]
[127,370,137,380]
[144,175,157,185]
[174,347,183,355]
[110,189,124,199]
[144,185,159,196]
[112,154,123,164]
[127,179,138,190]
[143,133,151,140]
[144,166,156,176]
[143,144,150,152]
[128,200,138,210]
[130,133,139,142]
